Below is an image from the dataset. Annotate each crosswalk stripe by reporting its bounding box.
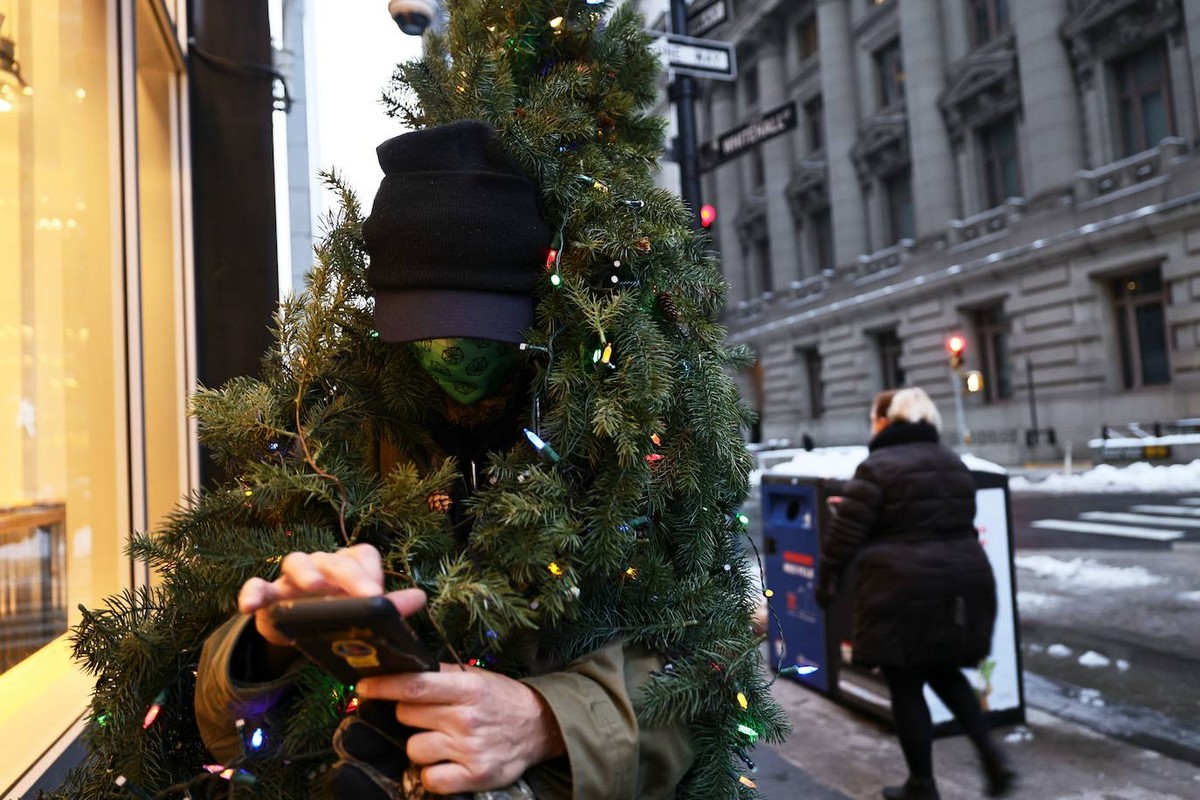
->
[1030,519,1184,541]
[1129,505,1200,518]
[1178,498,1200,506]
[1080,511,1200,529]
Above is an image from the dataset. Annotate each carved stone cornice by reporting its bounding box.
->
[735,195,769,246]
[850,111,910,186]
[1061,0,1183,82]
[786,158,830,220]
[939,33,1021,142]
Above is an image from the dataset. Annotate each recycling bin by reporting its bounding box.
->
[764,466,1025,733]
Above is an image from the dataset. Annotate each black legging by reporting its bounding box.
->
[882,662,995,779]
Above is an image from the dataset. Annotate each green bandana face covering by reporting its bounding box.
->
[412,338,521,405]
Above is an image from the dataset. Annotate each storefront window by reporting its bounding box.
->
[0,0,123,676]
[0,0,189,789]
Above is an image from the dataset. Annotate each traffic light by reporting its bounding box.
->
[947,335,966,370]
[964,370,984,393]
[700,204,717,228]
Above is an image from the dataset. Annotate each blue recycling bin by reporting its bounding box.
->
[761,475,840,694]
[764,467,1026,734]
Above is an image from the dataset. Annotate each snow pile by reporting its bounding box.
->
[764,447,867,480]
[1047,643,1073,658]
[1010,459,1200,493]
[1078,650,1111,668]
[761,447,1006,481]
[1014,554,1165,589]
[1177,590,1200,604]
[1016,591,1061,610]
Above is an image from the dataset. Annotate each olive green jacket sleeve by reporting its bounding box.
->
[194,616,692,799]
[194,613,309,765]
[520,640,693,800]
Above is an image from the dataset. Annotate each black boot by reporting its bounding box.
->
[981,747,1017,797]
[881,777,940,800]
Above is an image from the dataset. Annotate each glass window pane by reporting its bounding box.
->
[1,0,122,676]
[1141,92,1168,147]
[1116,306,1135,389]
[1135,303,1170,385]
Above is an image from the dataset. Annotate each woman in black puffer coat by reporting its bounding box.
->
[816,387,1015,800]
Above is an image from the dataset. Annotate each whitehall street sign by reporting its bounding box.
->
[688,0,728,37]
[699,100,798,172]
[650,32,737,81]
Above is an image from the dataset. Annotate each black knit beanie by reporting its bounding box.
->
[361,120,551,343]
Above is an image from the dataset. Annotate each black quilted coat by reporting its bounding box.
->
[823,421,997,668]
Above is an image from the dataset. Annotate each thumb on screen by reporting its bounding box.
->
[384,588,427,618]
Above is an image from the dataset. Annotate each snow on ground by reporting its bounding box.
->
[761,446,1006,482]
[1009,459,1200,493]
[1078,650,1111,668]
[1177,590,1200,603]
[1014,554,1165,589]
[1016,590,1062,610]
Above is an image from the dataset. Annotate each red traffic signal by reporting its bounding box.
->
[947,335,966,369]
[700,204,717,228]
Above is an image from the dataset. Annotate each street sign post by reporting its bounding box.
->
[650,32,737,81]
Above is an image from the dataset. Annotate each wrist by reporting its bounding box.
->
[526,684,566,764]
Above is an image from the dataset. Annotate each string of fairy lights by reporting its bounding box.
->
[109,4,812,797]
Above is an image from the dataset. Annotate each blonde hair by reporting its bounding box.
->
[872,387,942,431]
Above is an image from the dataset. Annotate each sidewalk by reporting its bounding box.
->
[755,671,1200,799]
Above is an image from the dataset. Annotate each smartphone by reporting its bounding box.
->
[267,595,438,684]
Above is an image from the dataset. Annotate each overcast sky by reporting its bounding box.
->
[310,1,422,214]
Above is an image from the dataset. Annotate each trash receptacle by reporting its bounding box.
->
[761,474,843,694]
[764,461,1025,733]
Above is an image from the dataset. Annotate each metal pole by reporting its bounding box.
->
[669,0,702,230]
[1026,358,1038,445]
[951,367,970,453]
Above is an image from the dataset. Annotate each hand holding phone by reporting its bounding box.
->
[267,595,438,684]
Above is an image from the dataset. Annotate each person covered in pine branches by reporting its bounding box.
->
[194,120,693,799]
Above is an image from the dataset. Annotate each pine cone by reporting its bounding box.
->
[656,292,679,322]
[633,237,652,253]
[425,491,453,513]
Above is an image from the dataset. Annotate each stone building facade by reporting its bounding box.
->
[643,0,1200,465]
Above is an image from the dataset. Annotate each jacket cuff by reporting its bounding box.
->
[194,614,305,763]
[520,642,637,800]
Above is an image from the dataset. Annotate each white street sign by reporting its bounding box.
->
[650,32,737,81]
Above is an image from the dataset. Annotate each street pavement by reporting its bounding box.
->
[754,666,1200,799]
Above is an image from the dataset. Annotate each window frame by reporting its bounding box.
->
[874,328,905,390]
[972,304,1014,403]
[968,0,1009,48]
[874,38,906,109]
[799,346,825,419]
[979,114,1022,209]
[883,167,915,244]
[804,94,825,153]
[1111,267,1171,389]
[1112,39,1176,158]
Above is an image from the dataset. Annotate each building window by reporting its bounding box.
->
[973,304,1014,402]
[799,347,825,418]
[875,329,905,389]
[797,15,819,62]
[743,64,759,110]
[968,0,1009,47]
[805,95,825,152]
[1113,40,1175,157]
[1112,268,1170,388]
[812,208,834,273]
[884,168,915,244]
[754,238,773,293]
[875,39,905,108]
[751,147,766,188]
[980,115,1021,209]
